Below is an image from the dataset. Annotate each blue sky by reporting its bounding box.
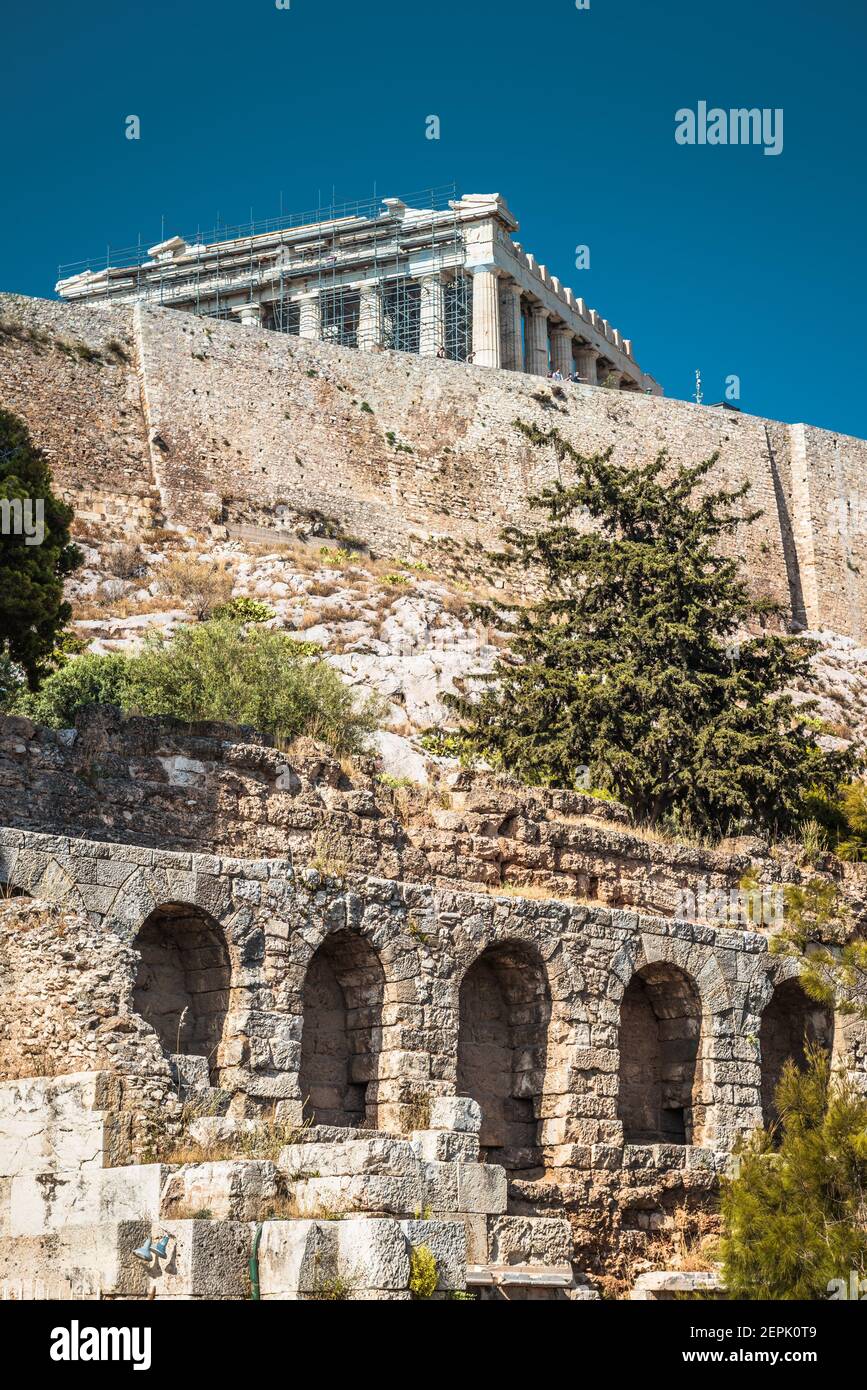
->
[2,0,865,435]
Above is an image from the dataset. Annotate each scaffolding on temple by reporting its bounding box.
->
[57,183,474,363]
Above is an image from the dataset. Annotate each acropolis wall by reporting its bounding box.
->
[1,293,866,637]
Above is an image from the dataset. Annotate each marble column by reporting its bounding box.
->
[599,363,623,389]
[500,280,524,371]
[297,293,321,340]
[357,283,383,351]
[418,274,446,357]
[550,325,574,376]
[471,266,502,368]
[526,304,550,376]
[574,345,600,386]
[233,301,262,329]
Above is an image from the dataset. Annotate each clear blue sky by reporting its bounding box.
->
[2,0,865,435]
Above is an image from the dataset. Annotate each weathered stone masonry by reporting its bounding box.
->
[2,293,867,638]
[1,711,861,1266]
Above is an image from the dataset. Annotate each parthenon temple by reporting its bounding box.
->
[55,188,661,393]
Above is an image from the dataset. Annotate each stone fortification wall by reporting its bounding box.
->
[1,294,866,636]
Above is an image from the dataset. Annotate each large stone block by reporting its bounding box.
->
[161,1161,281,1221]
[278,1138,418,1181]
[0,1221,151,1299]
[410,1130,479,1163]
[126,1220,252,1299]
[455,1163,508,1215]
[429,1096,482,1134]
[400,1219,467,1290]
[288,1174,422,1218]
[487,1216,573,1266]
[0,1072,116,1177]
[9,1163,169,1237]
[336,1218,409,1291]
[257,1219,338,1298]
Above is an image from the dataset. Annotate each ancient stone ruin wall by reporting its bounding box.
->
[2,293,867,637]
[8,706,867,924]
[3,711,867,1270]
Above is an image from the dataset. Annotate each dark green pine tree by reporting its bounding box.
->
[446,422,852,837]
[0,407,82,689]
[720,1049,867,1300]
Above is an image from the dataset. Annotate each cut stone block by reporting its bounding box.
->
[278,1138,418,1180]
[419,1160,459,1211]
[487,1216,573,1266]
[337,1217,409,1291]
[455,1163,508,1215]
[0,1220,151,1299]
[161,1160,280,1221]
[257,1219,338,1298]
[10,1163,169,1237]
[400,1219,467,1290]
[630,1269,724,1300]
[288,1174,422,1218]
[170,1053,210,1095]
[0,1072,116,1177]
[128,1220,251,1300]
[429,1096,482,1134]
[410,1130,479,1163]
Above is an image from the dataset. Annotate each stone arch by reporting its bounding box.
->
[760,976,834,1129]
[457,939,552,1175]
[132,902,231,1085]
[298,927,385,1129]
[618,961,704,1144]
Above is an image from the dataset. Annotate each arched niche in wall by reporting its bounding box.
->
[618,962,704,1145]
[298,928,385,1130]
[759,977,834,1130]
[132,902,231,1085]
[457,939,551,1176]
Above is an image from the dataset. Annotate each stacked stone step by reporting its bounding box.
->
[0,1073,581,1299]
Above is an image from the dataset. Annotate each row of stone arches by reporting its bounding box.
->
[128,906,834,1170]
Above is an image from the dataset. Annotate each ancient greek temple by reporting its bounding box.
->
[56,188,661,393]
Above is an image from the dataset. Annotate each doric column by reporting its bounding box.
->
[500,280,524,371]
[297,293,321,340]
[526,304,550,376]
[574,345,600,385]
[550,324,574,376]
[233,301,262,328]
[357,283,383,351]
[418,274,446,357]
[471,266,501,368]
[599,363,623,389]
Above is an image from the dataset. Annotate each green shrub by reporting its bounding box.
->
[720,1049,867,1299]
[408,1244,438,1299]
[15,620,381,754]
[212,596,275,624]
[15,651,131,726]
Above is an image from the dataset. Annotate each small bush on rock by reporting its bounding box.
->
[409,1244,438,1299]
[15,619,381,754]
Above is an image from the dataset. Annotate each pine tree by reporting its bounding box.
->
[720,1049,867,1300]
[0,408,81,689]
[446,423,852,837]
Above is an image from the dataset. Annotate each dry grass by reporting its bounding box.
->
[104,540,146,579]
[158,554,235,619]
[72,593,170,622]
[148,1105,311,1166]
[645,1207,721,1274]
